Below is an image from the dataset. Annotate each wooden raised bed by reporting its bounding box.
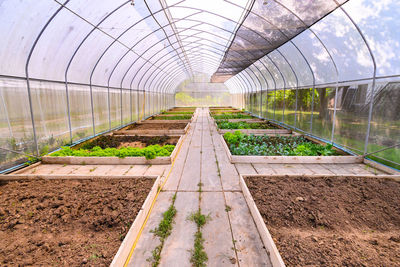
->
[42,135,184,165]
[140,119,192,124]
[0,174,161,266]
[148,115,194,122]
[240,174,400,267]
[113,122,190,136]
[213,118,293,135]
[220,134,363,164]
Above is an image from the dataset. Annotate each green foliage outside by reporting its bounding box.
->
[50,145,175,160]
[216,120,278,129]
[224,131,337,156]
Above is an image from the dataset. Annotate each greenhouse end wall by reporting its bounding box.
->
[0,76,174,172]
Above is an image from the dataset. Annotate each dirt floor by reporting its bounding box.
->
[245,176,400,267]
[75,135,179,150]
[0,178,155,266]
[126,122,187,130]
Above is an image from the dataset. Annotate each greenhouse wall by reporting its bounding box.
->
[0,76,174,171]
[234,82,400,170]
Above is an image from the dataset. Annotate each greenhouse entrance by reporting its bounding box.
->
[1,0,400,266]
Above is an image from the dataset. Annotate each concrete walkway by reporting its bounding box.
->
[128,108,272,266]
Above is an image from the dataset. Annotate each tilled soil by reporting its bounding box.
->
[245,176,400,266]
[0,178,155,266]
[126,122,187,130]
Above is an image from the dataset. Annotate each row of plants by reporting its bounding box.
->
[162,111,194,115]
[210,111,241,115]
[224,131,337,156]
[79,135,172,149]
[212,114,254,120]
[153,115,192,120]
[50,145,175,160]
[216,120,278,130]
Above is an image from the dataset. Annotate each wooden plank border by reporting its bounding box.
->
[363,158,400,175]
[239,174,286,267]
[111,175,162,266]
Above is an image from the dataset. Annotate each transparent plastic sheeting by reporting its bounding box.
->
[0,76,175,171]
[225,0,400,169]
[1,0,400,172]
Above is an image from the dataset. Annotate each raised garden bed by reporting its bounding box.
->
[221,131,363,163]
[151,114,193,121]
[114,122,189,136]
[0,176,158,266]
[162,111,194,115]
[212,113,255,120]
[210,110,242,114]
[215,120,292,135]
[42,135,183,165]
[241,175,400,267]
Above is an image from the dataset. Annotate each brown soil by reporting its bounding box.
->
[0,178,155,266]
[245,176,400,266]
[126,122,187,130]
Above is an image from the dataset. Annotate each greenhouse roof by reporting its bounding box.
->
[3,0,399,94]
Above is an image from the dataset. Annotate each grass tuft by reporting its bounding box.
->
[148,193,177,266]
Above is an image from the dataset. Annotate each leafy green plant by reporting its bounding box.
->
[212,114,254,120]
[50,145,175,160]
[152,115,192,120]
[162,111,193,115]
[216,120,277,129]
[223,132,338,156]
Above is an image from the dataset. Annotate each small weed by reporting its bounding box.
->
[62,164,67,167]
[89,253,100,260]
[89,167,97,172]
[148,193,177,266]
[188,210,210,227]
[225,205,231,212]
[190,230,208,267]
[188,210,210,267]
[197,182,203,193]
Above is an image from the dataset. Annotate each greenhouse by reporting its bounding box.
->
[0,0,399,266]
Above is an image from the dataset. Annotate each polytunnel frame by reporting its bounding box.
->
[101,4,259,121]
[21,0,244,156]
[16,0,381,162]
[227,0,381,159]
[24,0,189,155]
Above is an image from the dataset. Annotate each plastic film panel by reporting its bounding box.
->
[343,0,400,77]
[0,0,59,77]
[0,78,34,170]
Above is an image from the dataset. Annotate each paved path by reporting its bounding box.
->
[128,108,272,266]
